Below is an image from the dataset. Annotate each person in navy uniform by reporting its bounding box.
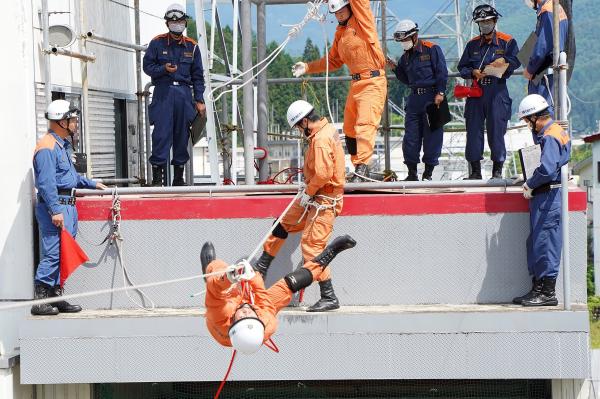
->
[387,19,448,181]
[523,0,569,116]
[143,3,206,186]
[458,5,520,180]
[513,94,570,307]
[31,100,107,316]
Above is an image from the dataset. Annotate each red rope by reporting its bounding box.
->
[263,338,279,353]
[213,350,237,399]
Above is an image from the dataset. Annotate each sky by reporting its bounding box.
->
[188,1,449,56]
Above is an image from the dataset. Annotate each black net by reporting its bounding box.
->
[93,379,551,399]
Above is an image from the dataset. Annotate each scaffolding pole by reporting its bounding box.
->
[41,0,52,118]
[257,1,269,182]
[241,0,255,184]
[134,0,146,184]
[554,0,570,311]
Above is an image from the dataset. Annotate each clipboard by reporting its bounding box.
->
[517,32,545,85]
[189,112,207,145]
[426,97,451,130]
[518,144,541,181]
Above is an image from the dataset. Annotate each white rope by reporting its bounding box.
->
[190,191,304,298]
[0,269,226,312]
[108,188,157,310]
[207,1,327,104]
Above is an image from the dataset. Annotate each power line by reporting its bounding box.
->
[106,0,163,20]
[568,88,600,104]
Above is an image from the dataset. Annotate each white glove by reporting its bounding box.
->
[523,183,533,200]
[299,191,313,208]
[237,259,256,281]
[292,62,307,78]
[225,264,243,283]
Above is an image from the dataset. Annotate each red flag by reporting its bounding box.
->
[60,229,89,287]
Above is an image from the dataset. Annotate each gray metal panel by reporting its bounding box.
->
[19,308,590,383]
[70,211,587,309]
[88,91,116,178]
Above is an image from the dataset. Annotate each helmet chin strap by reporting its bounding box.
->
[58,120,76,146]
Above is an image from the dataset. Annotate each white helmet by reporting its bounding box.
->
[328,0,350,13]
[286,100,314,128]
[229,317,265,355]
[394,20,419,41]
[518,94,550,119]
[164,3,187,21]
[45,100,79,121]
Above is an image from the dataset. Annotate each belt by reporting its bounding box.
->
[157,81,192,88]
[411,87,435,95]
[317,184,344,196]
[350,70,382,81]
[38,195,76,206]
[532,182,561,196]
[479,77,506,86]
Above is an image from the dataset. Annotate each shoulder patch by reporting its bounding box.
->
[469,35,481,42]
[152,33,168,41]
[34,134,57,156]
[183,36,198,45]
[421,40,435,49]
[544,123,570,146]
[495,31,513,42]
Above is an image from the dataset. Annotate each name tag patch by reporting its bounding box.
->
[184,52,193,57]
[419,55,431,62]
[495,49,505,55]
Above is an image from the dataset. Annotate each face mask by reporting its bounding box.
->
[401,39,414,51]
[478,21,495,35]
[168,21,186,34]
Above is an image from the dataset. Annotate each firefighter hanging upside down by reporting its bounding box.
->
[251,100,346,312]
[292,0,386,182]
[201,235,356,354]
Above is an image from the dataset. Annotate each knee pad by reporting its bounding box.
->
[345,137,357,155]
[272,222,288,239]
[284,268,313,293]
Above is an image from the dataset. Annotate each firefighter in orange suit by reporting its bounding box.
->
[292,0,386,183]
[250,100,346,313]
[200,236,356,354]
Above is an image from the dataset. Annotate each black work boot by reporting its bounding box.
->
[49,285,82,313]
[422,164,435,181]
[172,165,186,186]
[492,162,504,179]
[512,277,543,304]
[313,235,357,268]
[307,280,340,312]
[253,251,275,277]
[464,160,482,180]
[350,164,370,183]
[201,242,216,281]
[151,165,165,187]
[404,163,419,181]
[522,277,558,307]
[31,284,59,316]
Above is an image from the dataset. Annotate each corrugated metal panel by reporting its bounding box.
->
[88,90,115,178]
[35,84,117,178]
[35,83,49,139]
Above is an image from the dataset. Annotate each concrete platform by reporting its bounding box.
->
[19,304,590,383]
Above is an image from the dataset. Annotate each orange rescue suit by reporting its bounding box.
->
[306,0,387,166]
[204,259,327,347]
[263,118,345,282]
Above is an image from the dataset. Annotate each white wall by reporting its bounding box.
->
[0,0,36,300]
